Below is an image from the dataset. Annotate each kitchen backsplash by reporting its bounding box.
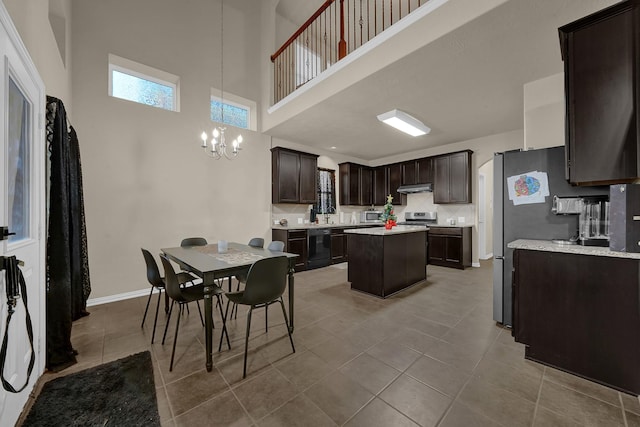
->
[272,192,476,227]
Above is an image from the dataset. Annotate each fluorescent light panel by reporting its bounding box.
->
[377,109,430,137]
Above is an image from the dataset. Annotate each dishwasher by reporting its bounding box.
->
[307,228,331,269]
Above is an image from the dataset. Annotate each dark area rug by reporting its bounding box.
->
[22,351,160,427]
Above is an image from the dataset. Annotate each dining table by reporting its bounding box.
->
[161,242,298,372]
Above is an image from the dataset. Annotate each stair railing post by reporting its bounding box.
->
[339,0,347,59]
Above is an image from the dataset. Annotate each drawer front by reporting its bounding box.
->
[288,230,307,239]
[331,227,346,235]
[429,227,462,236]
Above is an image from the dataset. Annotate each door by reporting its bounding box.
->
[478,173,486,259]
[0,4,46,425]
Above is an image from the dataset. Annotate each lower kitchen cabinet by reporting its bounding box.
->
[427,227,471,269]
[513,248,640,395]
[330,228,347,263]
[272,229,307,271]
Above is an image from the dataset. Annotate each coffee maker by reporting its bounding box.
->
[578,195,610,246]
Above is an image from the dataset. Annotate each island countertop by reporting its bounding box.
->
[508,239,640,260]
[344,225,428,236]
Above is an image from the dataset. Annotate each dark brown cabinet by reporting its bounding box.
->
[272,147,318,204]
[373,166,387,206]
[433,151,472,204]
[513,248,640,395]
[427,227,471,269]
[272,229,307,271]
[560,1,640,185]
[339,163,373,206]
[330,228,347,264]
[402,157,433,185]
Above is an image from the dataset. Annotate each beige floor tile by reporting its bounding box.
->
[366,340,421,372]
[165,367,229,416]
[439,401,502,427]
[344,398,419,427]
[233,368,298,420]
[473,357,542,403]
[304,370,374,425]
[274,349,334,390]
[173,390,252,427]
[543,366,621,407]
[379,374,452,427]
[537,380,625,426]
[338,353,401,395]
[533,407,583,427]
[622,393,640,415]
[458,376,535,427]
[309,335,362,368]
[258,394,336,427]
[405,355,470,397]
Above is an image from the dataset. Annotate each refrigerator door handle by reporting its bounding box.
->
[495,256,504,260]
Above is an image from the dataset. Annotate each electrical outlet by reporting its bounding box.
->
[457,217,465,224]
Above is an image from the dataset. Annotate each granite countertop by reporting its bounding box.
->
[272,223,384,230]
[344,225,429,236]
[429,224,473,228]
[508,239,640,260]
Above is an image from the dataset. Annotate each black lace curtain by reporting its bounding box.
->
[45,96,91,371]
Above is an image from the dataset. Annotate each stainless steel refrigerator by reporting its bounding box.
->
[492,146,608,326]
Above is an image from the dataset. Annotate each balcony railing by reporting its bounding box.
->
[271,0,427,104]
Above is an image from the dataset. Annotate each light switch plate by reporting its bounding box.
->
[458,217,465,224]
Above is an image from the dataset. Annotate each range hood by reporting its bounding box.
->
[397,183,433,193]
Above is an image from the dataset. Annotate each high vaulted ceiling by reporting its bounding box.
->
[266,0,620,161]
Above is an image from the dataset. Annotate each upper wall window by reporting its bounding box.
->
[210,90,257,131]
[108,54,180,112]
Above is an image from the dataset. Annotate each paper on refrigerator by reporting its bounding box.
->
[507,171,549,205]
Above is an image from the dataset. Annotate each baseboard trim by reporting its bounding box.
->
[480,252,493,260]
[87,288,152,307]
[472,262,481,268]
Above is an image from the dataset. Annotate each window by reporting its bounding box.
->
[210,90,256,131]
[7,76,31,243]
[108,54,179,112]
[316,168,336,214]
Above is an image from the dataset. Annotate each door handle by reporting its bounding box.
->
[0,226,16,241]
[495,256,504,260]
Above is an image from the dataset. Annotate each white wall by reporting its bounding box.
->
[478,159,494,259]
[71,0,272,299]
[524,73,565,150]
[4,0,72,105]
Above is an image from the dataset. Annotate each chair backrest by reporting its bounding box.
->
[181,237,208,247]
[141,248,164,288]
[159,255,186,302]
[267,240,285,252]
[242,256,289,305]
[248,237,264,248]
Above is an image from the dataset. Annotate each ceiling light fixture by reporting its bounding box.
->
[377,109,430,137]
[200,0,242,160]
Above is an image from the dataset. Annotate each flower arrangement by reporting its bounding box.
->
[380,194,397,229]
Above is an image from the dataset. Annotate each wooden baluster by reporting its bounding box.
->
[339,0,346,59]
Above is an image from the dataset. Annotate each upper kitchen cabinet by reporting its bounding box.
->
[402,157,433,185]
[433,150,472,204]
[373,166,387,206]
[560,1,640,185]
[272,147,318,204]
[339,163,372,206]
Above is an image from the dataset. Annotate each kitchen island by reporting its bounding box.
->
[509,239,640,395]
[345,225,427,298]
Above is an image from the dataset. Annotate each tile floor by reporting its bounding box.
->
[23,261,640,426]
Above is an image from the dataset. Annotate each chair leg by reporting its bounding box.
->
[219,299,231,352]
[243,307,253,379]
[196,300,204,327]
[151,288,162,344]
[141,286,154,328]
[217,295,231,351]
[170,304,183,372]
[186,303,190,315]
[278,298,295,354]
[162,300,175,345]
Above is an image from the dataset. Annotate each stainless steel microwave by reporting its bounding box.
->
[360,210,383,223]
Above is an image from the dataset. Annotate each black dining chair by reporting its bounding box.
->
[141,248,198,344]
[160,255,230,371]
[221,256,294,378]
[180,237,208,247]
[227,237,266,319]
